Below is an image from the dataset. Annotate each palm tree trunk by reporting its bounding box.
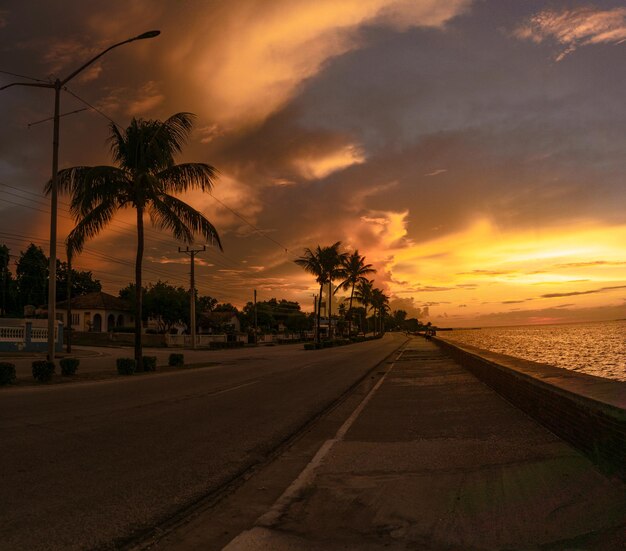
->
[66,255,72,353]
[328,281,332,339]
[347,284,355,336]
[134,206,144,368]
[316,284,323,344]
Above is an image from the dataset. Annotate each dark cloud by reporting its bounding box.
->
[541,285,626,299]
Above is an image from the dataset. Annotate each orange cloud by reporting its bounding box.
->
[515,7,626,61]
[180,0,470,125]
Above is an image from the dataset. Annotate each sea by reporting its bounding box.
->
[441,319,626,382]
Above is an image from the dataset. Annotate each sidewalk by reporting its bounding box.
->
[225,338,625,550]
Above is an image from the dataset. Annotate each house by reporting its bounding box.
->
[198,311,241,333]
[55,292,133,332]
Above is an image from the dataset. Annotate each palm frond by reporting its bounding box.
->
[157,163,219,194]
[149,193,222,250]
[66,200,118,255]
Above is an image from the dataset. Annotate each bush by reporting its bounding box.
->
[60,357,79,376]
[142,356,157,372]
[0,362,16,385]
[168,353,184,367]
[32,360,55,382]
[116,358,136,375]
[304,342,321,350]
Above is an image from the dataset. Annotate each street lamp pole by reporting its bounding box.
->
[1,30,160,361]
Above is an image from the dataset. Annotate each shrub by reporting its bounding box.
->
[168,353,184,367]
[32,360,55,382]
[60,357,79,376]
[304,342,317,350]
[0,362,16,385]
[116,358,136,375]
[142,356,157,372]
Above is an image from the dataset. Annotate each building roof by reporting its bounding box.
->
[56,292,132,312]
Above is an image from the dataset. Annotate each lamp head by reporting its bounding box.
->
[135,30,161,40]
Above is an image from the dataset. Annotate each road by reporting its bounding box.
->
[0,334,405,550]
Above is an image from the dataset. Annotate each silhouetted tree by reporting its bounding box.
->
[354,279,374,333]
[295,242,346,342]
[49,113,222,365]
[338,250,376,336]
[16,244,48,312]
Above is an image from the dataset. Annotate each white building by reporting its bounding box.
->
[55,292,133,332]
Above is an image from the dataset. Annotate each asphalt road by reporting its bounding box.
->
[0,334,405,550]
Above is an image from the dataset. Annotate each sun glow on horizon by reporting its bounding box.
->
[377,219,626,326]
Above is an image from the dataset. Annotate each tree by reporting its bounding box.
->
[338,250,376,336]
[16,244,48,311]
[392,309,407,330]
[55,261,102,302]
[0,244,15,316]
[143,281,189,333]
[295,242,346,343]
[354,279,374,333]
[197,295,218,315]
[371,288,389,335]
[50,113,222,366]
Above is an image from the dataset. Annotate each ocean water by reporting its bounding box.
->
[442,320,626,382]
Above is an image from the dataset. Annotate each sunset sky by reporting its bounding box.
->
[1,0,625,327]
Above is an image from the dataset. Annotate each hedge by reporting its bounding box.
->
[32,360,55,382]
[142,356,157,372]
[60,358,79,376]
[116,358,136,375]
[168,353,184,367]
[0,362,16,385]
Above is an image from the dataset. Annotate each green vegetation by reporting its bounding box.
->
[0,362,16,385]
[60,358,79,376]
[116,358,136,375]
[142,356,157,372]
[32,360,55,382]
[168,353,185,367]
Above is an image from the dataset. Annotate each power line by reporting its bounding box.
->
[206,193,290,253]
[63,87,122,128]
[0,69,49,83]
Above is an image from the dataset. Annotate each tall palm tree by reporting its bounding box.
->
[295,242,346,342]
[338,250,376,336]
[326,249,348,338]
[48,112,222,366]
[371,288,389,335]
[354,279,374,334]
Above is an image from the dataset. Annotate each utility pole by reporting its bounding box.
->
[179,245,205,349]
[1,30,160,361]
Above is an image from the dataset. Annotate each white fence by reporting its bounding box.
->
[164,334,228,348]
[0,318,62,351]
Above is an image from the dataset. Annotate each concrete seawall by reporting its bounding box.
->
[432,336,625,479]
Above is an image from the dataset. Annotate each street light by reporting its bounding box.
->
[1,30,160,361]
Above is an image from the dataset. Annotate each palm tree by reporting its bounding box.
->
[354,279,374,334]
[295,242,346,342]
[326,249,348,338]
[338,250,376,336]
[48,112,222,367]
[371,288,390,335]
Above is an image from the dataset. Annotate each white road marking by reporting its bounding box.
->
[252,348,405,529]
